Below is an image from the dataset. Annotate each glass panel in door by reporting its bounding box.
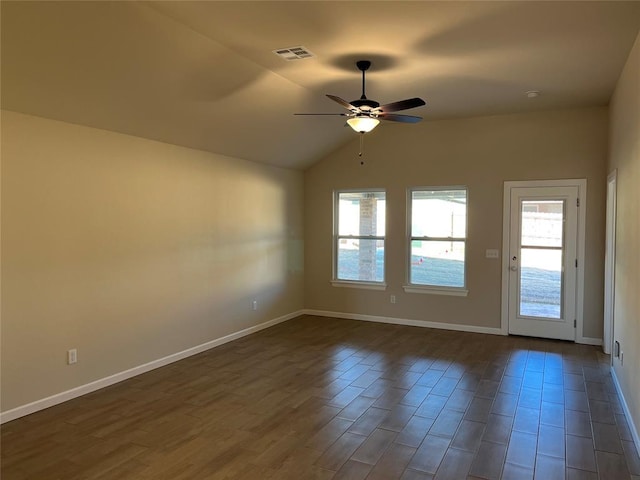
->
[518,200,564,319]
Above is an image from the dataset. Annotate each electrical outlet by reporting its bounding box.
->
[390,295,396,304]
[252,300,257,311]
[67,349,77,365]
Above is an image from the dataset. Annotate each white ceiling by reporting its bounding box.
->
[2,1,639,169]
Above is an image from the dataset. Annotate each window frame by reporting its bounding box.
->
[404,186,469,296]
[332,189,387,290]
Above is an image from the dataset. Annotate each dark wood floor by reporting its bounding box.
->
[2,315,639,479]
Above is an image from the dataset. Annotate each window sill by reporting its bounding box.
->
[331,280,387,291]
[403,285,468,297]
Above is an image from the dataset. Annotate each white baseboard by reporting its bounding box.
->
[0,310,304,424]
[303,309,505,336]
[577,336,603,346]
[611,368,640,458]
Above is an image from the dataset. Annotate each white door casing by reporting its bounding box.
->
[603,171,617,355]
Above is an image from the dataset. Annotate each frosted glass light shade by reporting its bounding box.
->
[347,116,380,133]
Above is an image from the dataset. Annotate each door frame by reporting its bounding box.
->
[603,170,617,355]
[500,179,588,342]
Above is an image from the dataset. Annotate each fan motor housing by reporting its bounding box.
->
[351,98,380,110]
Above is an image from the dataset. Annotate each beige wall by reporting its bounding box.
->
[305,107,607,339]
[609,33,640,443]
[1,111,304,412]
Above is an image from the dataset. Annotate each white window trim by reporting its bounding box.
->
[332,280,388,291]
[333,188,386,286]
[406,186,468,295]
[403,285,469,296]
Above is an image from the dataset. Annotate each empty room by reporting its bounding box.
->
[1,1,640,479]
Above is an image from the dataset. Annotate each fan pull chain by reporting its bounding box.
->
[358,133,364,157]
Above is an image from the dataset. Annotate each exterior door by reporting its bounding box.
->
[506,185,579,340]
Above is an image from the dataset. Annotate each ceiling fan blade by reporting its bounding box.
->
[294,113,348,116]
[378,97,426,113]
[378,113,423,123]
[326,94,357,110]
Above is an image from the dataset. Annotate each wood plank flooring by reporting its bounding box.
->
[2,315,639,479]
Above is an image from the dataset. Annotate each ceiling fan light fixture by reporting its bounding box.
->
[347,116,380,133]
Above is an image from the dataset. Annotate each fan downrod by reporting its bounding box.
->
[352,60,379,109]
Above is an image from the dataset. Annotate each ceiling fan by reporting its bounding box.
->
[295,60,426,134]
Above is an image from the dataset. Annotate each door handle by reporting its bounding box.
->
[510,266,518,271]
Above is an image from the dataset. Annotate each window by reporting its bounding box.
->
[333,190,386,287]
[406,187,467,295]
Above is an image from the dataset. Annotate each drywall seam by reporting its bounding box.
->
[0,310,304,424]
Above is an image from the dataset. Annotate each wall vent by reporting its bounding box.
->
[273,46,314,61]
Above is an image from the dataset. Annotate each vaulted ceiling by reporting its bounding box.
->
[2,1,640,169]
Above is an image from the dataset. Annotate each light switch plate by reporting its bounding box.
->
[486,249,500,259]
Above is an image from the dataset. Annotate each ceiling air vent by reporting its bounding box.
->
[273,46,314,61]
